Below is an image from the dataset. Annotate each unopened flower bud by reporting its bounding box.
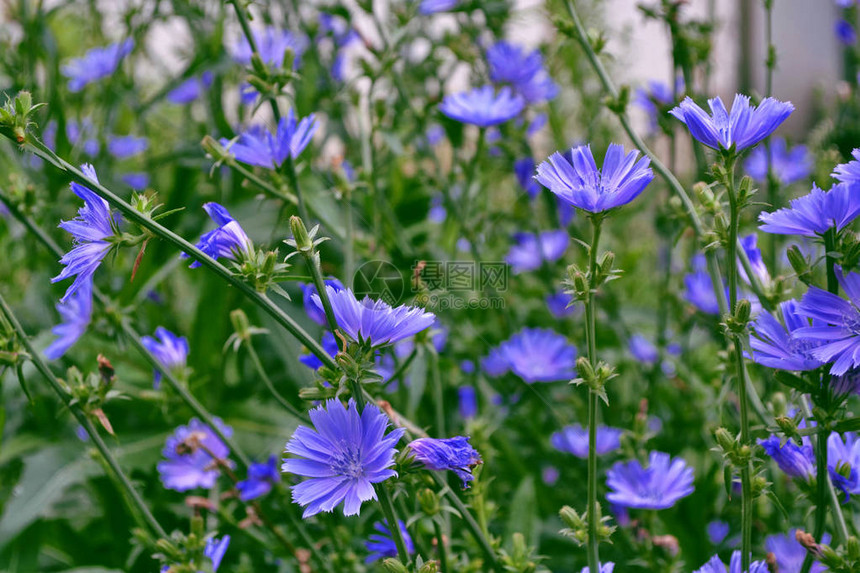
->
[201,135,231,163]
[418,561,439,573]
[290,216,313,253]
[381,558,409,573]
[419,488,440,515]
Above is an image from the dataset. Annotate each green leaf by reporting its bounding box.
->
[504,476,538,550]
[835,417,860,433]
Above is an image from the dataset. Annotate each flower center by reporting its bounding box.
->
[330,443,364,478]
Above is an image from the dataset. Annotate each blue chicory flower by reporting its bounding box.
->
[237,455,281,501]
[299,331,340,370]
[486,41,557,104]
[579,564,614,573]
[481,346,510,377]
[483,327,577,383]
[282,399,404,517]
[62,39,134,92]
[515,157,542,199]
[828,432,860,501]
[158,418,233,491]
[121,172,150,189]
[542,466,560,485]
[739,234,772,287]
[744,137,811,186]
[833,148,860,184]
[419,0,459,15]
[66,119,99,157]
[635,79,678,134]
[750,300,824,371]
[167,71,214,104]
[759,182,860,237]
[44,277,94,360]
[836,19,857,45]
[536,143,654,213]
[185,202,254,268]
[204,535,230,572]
[458,386,478,419]
[629,334,659,365]
[439,85,525,127]
[231,27,306,69]
[758,434,816,482]
[311,286,436,347]
[52,164,119,303]
[551,424,623,458]
[301,279,346,326]
[505,230,569,274]
[670,94,793,152]
[606,451,694,509]
[141,327,189,388]
[765,529,830,573]
[221,109,318,169]
[407,436,482,488]
[107,135,148,159]
[694,552,768,573]
[546,290,576,318]
[706,520,730,545]
[365,520,414,563]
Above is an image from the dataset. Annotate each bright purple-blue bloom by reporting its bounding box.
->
[301,279,345,326]
[765,529,829,573]
[282,399,404,517]
[141,327,189,388]
[505,230,569,274]
[237,455,281,501]
[439,86,525,127]
[629,334,659,364]
[536,143,654,213]
[606,451,694,509]
[300,331,339,370]
[551,424,623,458]
[683,256,721,315]
[750,300,823,371]
[546,290,576,318]
[365,520,414,563]
[45,277,93,360]
[828,432,860,501]
[231,27,306,68]
[158,417,233,492]
[484,327,577,383]
[670,94,793,152]
[515,157,541,199]
[707,520,730,545]
[739,234,771,287]
[204,535,230,572]
[62,39,134,92]
[221,110,318,169]
[419,0,459,14]
[759,182,860,237]
[833,148,860,184]
[52,165,118,303]
[311,286,436,347]
[185,202,254,268]
[694,552,768,573]
[108,135,148,159]
[836,19,857,45]
[794,266,860,375]
[744,137,811,185]
[408,436,482,488]
[167,71,214,104]
[758,434,816,482]
[486,41,557,104]
[635,79,677,133]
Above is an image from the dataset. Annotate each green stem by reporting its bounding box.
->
[433,518,449,573]
[244,338,309,422]
[301,248,339,335]
[282,155,310,224]
[585,216,603,573]
[377,484,410,564]
[230,160,298,205]
[385,348,418,391]
[344,190,355,289]
[429,346,446,437]
[0,291,167,540]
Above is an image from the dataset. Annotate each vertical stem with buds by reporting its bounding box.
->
[584,216,603,573]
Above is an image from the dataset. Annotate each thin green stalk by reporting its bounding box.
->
[344,189,355,289]
[584,216,602,573]
[385,348,417,391]
[231,160,298,205]
[377,484,410,564]
[245,339,309,422]
[301,245,339,335]
[282,155,310,225]
[0,291,167,540]
[429,346,446,437]
[433,518,450,573]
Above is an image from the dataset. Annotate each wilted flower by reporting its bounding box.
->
[536,143,654,213]
[407,436,482,488]
[505,230,569,274]
[606,451,694,509]
[231,27,306,68]
[551,424,623,458]
[141,327,189,388]
[365,520,414,563]
[669,94,793,152]
[52,164,119,303]
[750,300,823,371]
[765,529,830,573]
[221,110,318,169]
[237,455,281,501]
[107,135,148,159]
[744,137,811,186]
[167,71,214,104]
[158,418,233,491]
[486,41,557,104]
[483,327,577,383]
[282,399,404,517]
[759,183,860,237]
[44,277,93,360]
[62,39,134,92]
[184,202,254,268]
[693,552,768,573]
[439,86,525,127]
[311,286,436,347]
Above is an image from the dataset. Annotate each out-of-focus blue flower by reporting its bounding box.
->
[365,520,414,563]
[505,230,569,274]
[536,143,654,213]
[833,369,860,397]
[794,266,860,375]
[694,552,768,573]
[635,79,677,133]
[318,13,359,47]
[836,19,858,45]
[108,135,148,159]
[428,194,447,223]
[834,148,860,184]
[62,39,134,92]
[542,466,560,485]
[66,119,99,157]
[606,451,694,509]
[311,287,436,347]
[141,327,189,389]
[158,417,233,491]
[527,113,548,136]
[579,564,614,573]
[828,432,860,501]
[759,183,860,237]
[460,360,475,374]
[426,124,445,146]
[184,202,254,268]
[221,110,318,169]
[486,41,557,104]
[837,0,855,7]
[551,424,623,458]
[301,279,345,326]
[758,434,815,482]
[706,520,730,545]
[458,386,478,419]
[514,158,541,199]
[204,535,230,572]
[683,255,721,315]
[484,327,577,383]
[765,529,829,573]
[299,331,339,370]
[439,86,525,127]
[750,300,823,371]
[546,290,576,319]
[231,27,306,69]
[739,234,771,287]
[419,0,459,14]
[167,71,214,104]
[407,436,482,488]
[45,277,93,360]
[744,138,811,186]
[237,455,281,501]
[282,399,404,517]
[670,94,793,152]
[121,172,149,189]
[52,165,119,303]
[629,334,659,365]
